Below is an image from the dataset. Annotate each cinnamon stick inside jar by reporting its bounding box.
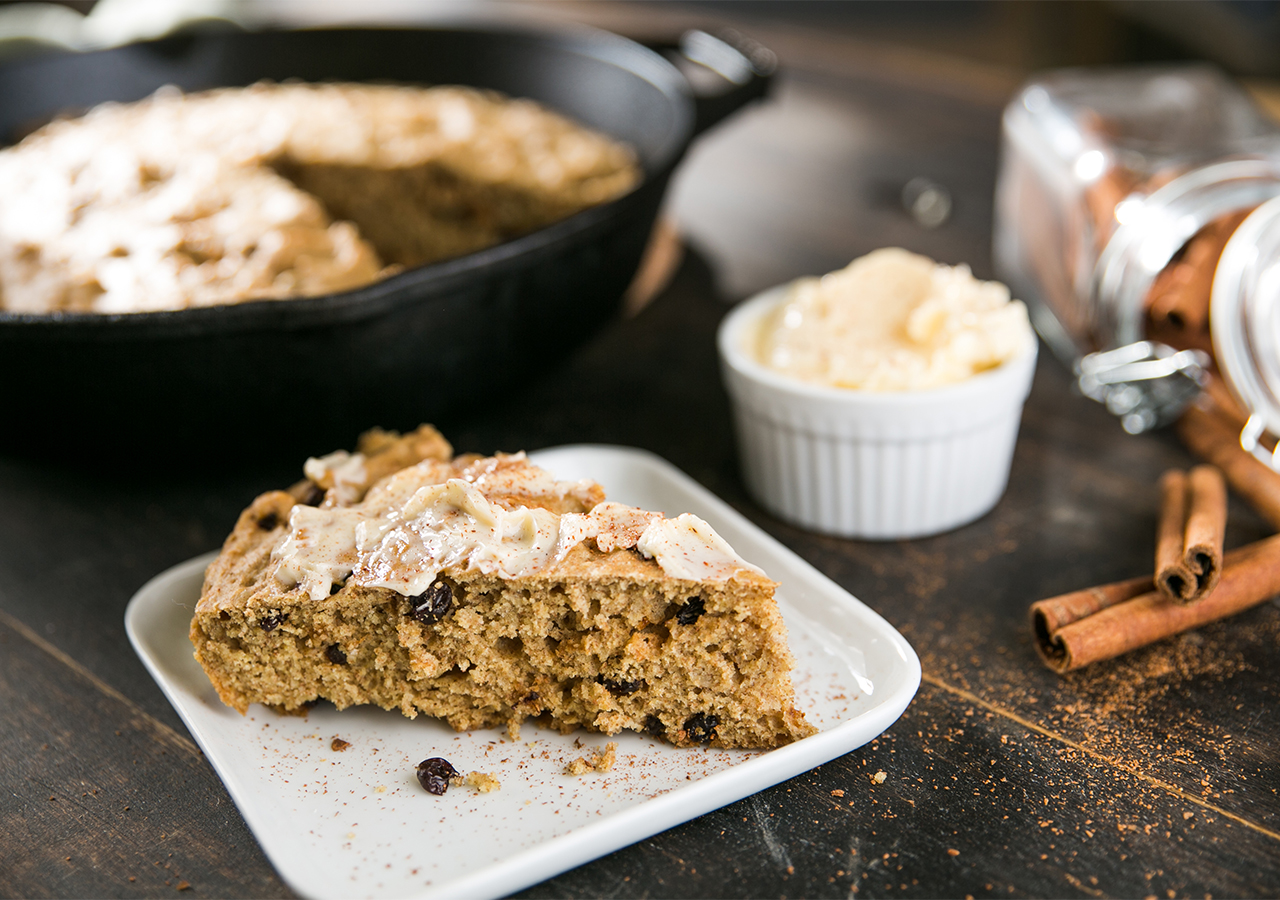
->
[1154,466,1227,603]
[1200,372,1250,433]
[1083,163,1145,251]
[1144,210,1252,355]
[1177,400,1280,531]
[1032,538,1275,673]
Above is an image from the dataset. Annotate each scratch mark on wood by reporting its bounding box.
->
[921,673,1280,844]
[0,609,199,757]
[747,794,793,872]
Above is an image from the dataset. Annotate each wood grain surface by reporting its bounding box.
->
[2,5,1279,899]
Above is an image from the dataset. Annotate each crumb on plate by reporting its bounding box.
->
[565,741,618,775]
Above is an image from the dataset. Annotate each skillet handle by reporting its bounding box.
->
[649,29,776,137]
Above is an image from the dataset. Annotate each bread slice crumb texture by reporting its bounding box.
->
[190,425,815,749]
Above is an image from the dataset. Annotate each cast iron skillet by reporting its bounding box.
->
[0,25,771,464]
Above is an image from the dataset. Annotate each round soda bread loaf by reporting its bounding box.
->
[0,83,639,314]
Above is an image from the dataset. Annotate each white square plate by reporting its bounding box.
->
[126,445,920,900]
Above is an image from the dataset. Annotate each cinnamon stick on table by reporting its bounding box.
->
[1155,466,1227,604]
[1177,401,1280,531]
[1029,575,1153,641]
[1183,465,1228,594]
[1155,470,1193,601]
[1032,538,1275,673]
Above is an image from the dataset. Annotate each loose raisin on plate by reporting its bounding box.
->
[675,597,705,626]
[683,712,719,744]
[325,643,347,665]
[259,612,286,632]
[416,757,459,795]
[408,580,454,624]
[597,675,643,696]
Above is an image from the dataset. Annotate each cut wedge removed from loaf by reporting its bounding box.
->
[190,426,815,749]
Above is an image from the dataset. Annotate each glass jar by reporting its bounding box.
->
[1211,195,1280,465]
[994,65,1280,446]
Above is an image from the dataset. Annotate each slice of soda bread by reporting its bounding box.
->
[190,426,814,749]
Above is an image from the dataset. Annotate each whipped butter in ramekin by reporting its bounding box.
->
[718,248,1038,539]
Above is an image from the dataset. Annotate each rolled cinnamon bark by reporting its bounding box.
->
[1030,575,1154,653]
[1155,469,1194,602]
[1155,466,1228,603]
[1177,402,1280,531]
[1201,374,1249,433]
[1182,465,1227,601]
[1033,538,1279,673]
[1145,210,1251,355]
[1083,164,1143,250]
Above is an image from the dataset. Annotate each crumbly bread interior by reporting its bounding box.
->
[269,157,611,270]
[190,426,814,749]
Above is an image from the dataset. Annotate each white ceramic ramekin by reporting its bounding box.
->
[718,284,1038,539]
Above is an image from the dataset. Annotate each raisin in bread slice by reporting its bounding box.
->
[190,427,815,749]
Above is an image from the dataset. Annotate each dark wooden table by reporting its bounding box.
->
[4,6,1279,899]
